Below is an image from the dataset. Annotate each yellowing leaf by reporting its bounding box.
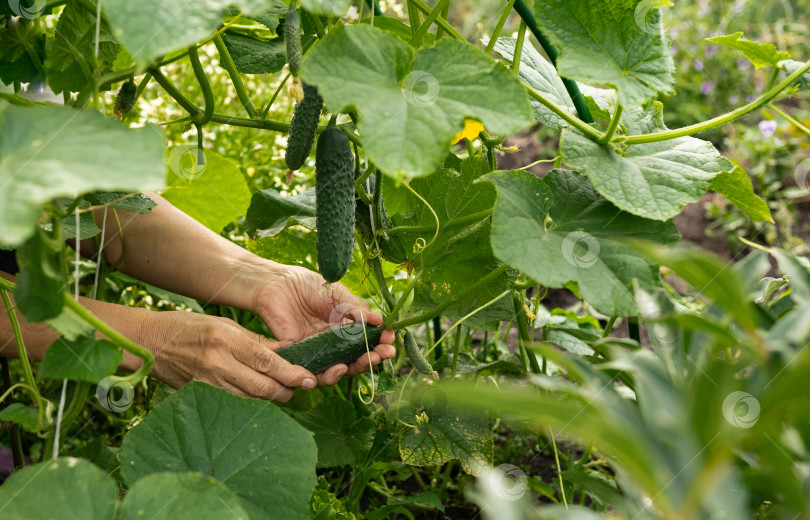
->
[452,119,484,144]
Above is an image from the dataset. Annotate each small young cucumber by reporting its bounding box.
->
[355,175,409,264]
[285,5,304,102]
[114,79,137,118]
[285,84,323,171]
[316,126,355,283]
[276,323,383,374]
[404,331,438,379]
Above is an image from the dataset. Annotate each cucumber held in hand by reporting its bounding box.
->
[285,84,323,171]
[276,323,383,374]
[316,126,355,283]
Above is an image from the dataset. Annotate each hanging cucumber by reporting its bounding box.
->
[316,126,356,283]
[114,79,137,119]
[285,3,304,102]
[355,174,409,264]
[404,331,438,379]
[276,323,383,374]
[285,84,323,171]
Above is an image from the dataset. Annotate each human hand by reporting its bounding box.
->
[250,265,396,386]
[136,310,318,402]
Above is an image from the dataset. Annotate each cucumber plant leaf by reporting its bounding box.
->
[482,169,679,316]
[0,457,118,520]
[104,0,274,65]
[0,18,45,86]
[121,380,317,520]
[0,403,39,431]
[13,229,64,321]
[782,60,810,89]
[221,32,287,74]
[707,32,790,69]
[532,0,675,108]
[244,187,316,238]
[38,334,123,384]
[119,472,250,520]
[709,166,773,223]
[163,147,252,234]
[0,103,165,246]
[46,1,119,94]
[301,25,531,177]
[561,103,734,221]
[293,395,375,468]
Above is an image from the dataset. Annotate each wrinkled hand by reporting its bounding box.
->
[251,265,396,386]
[143,310,318,402]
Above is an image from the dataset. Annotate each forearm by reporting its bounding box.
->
[82,193,280,310]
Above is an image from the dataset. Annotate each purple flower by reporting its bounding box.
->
[700,80,716,95]
[694,59,705,71]
[705,46,716,58]
[729,94,740,104]
[759,120,778,138]
[738,59,749,68]
[747,94,756,103]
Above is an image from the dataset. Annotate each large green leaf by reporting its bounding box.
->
[221,32,286,74]
[707,32,790,69]
[782,59,810,89]
[0,103,165,246]
[13,229,64,321]
[0,403,39,430]
[482,169,679,316]
[119,472,250,520]
[293,395,374,468]
[385,157,517,317]
[163,147,252,233]
[121,380,317,520]
[561,103,733,221]
[0,457,118,520]
[46,0,119,94]
[38,334,123,383]
[244,187,316,238]
[490,37,576,130]
[709,166,772,223]
[532,0,675,108]
[0,18,45,86]
[104,0,274,65]
[399,404,493,475]
[301,25,531,177]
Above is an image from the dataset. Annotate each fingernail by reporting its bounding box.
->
[302,378,316,389]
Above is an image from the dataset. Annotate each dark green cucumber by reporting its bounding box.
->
[285,84,323,171]
[404,331,438,379]
[316,126,355,282]
[355,174,409,264]
[114,79,137,117]
[276,324,383,374]
[285,5,302,77]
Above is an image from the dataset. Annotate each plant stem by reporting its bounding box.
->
[392,265,510,329]
[187,45,215,126]
[408,0,464,40]
[0,357,24,470]
[620,60,810,145]
[512,0,593,123]
[511,20,527,74]
[549,426,569,508]
[407,0,423,34]
[261,72,291,118]
[599,104,623,144]
[213,35,257,118]
[434,1,450,39]
[0,288,40,406]
[149,67,202,119]
[484,0,517,55]
[513,290,541,373]
[410,0,450,46]
[385,271,423,329]
[602,316,617,337]
[450,325,462,376]
[769,104,810,136]
[386,208,492,237]
[523,82,602,141]
[306,10,326,39]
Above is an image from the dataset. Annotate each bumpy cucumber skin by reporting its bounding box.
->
[404,331,438,379]
[285,84,323,171]
[276,324,383,374]
[355,175,409,264]
[316,126,355,283]
[285,6,302,77]
[114,79,137,116]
